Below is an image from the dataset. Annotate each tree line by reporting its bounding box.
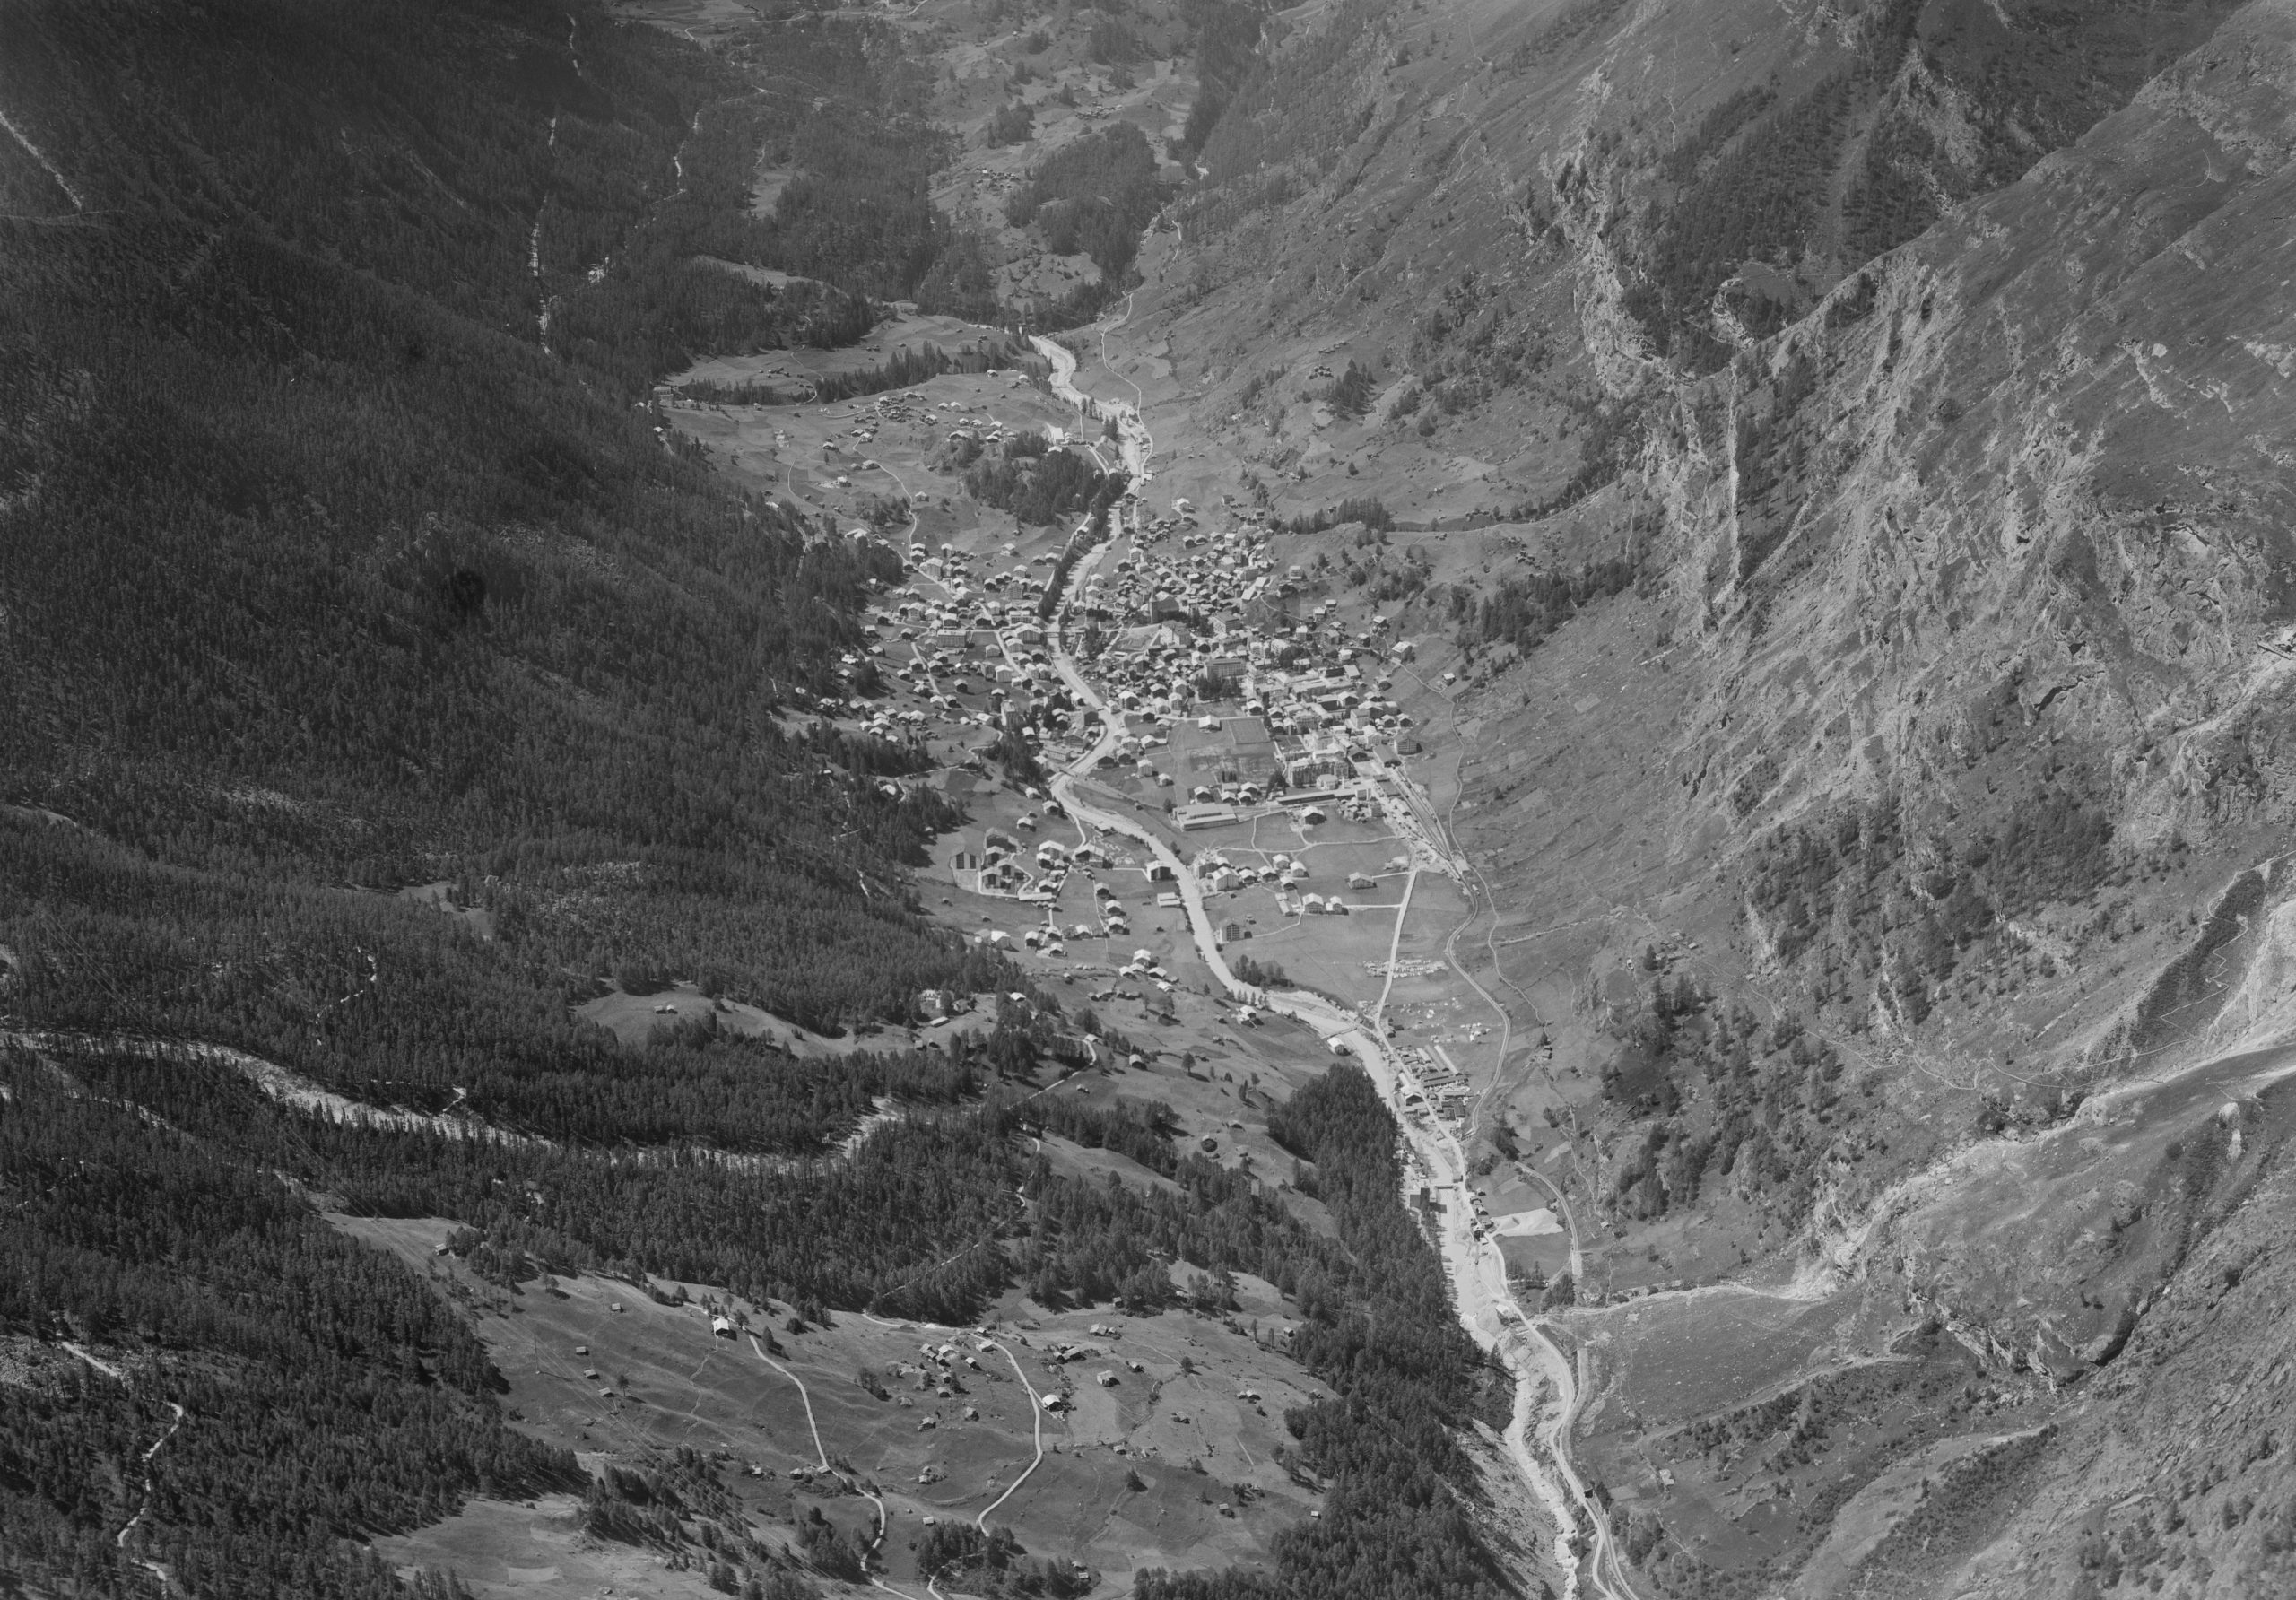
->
[1004,123,1168,280]
[5,976,1515,1597]
[964,433,1128,527]
[1091,1068,1518,1600]
[0,1049,580,1600]
[1454,557,1638,656]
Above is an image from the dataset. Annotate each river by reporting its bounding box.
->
[1024,323,1636,1600]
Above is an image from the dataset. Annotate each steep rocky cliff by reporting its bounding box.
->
[1145,0,2296,1103]
[1635,0,2296,1054]
[1121,0,2296,1593]
[1665,0,2296,848]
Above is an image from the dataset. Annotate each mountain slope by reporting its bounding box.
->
[1098,0,2296,1594]
[1,8,1525,1599]
[0,0,983,1039]
[10,0,2296,1596]
[0,5,1027,1592]
[1645,0,2296,1024]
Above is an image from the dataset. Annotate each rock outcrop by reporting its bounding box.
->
[1128,1,2296,1594]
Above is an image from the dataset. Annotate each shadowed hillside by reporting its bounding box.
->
[12,0,2296,1595]
[0,4,1030,1591]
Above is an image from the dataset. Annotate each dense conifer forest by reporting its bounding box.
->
[0,1048,581,1599]
[962,432,1130,527]
[3,1016,1501,1596]
[0,1,1028,1591]
[0,3,1513,1596]
[0,0,984,1031]
[1004,124,1167,282]
[1091,1070,1516,1600]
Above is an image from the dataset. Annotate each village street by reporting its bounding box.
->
[1028,324,1637,1600]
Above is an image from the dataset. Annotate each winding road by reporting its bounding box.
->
[750,1332,911,1595]
[973,1343,1048,1528]
[769,1316,1060,1593]
[1028,326,1639,1600]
